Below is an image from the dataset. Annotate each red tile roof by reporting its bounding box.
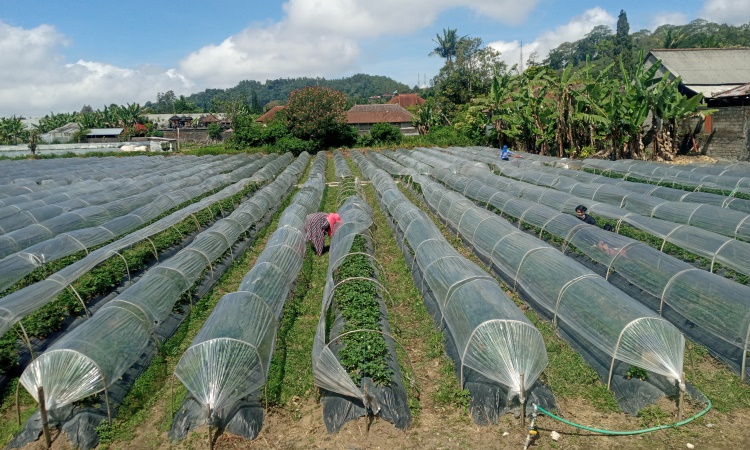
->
[387,93,426,107]
[346,104,414,124]
[256,105,285,123]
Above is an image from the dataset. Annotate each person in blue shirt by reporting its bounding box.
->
[500,145,516,161]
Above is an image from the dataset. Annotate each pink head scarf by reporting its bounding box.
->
[327,213,341,236]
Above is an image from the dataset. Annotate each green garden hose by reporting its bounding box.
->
[533,398,712,435]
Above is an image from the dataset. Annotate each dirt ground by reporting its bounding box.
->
[15,367,749,450]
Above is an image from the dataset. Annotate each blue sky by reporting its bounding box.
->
[1,0,748,117]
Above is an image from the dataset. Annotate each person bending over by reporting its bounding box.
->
[305,212,341,256]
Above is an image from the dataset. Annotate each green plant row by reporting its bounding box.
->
[0,183,259,374]
[333,234,393,387]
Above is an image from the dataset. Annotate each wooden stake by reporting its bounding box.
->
[208,404,213,450]
[38,387,51,450]
[677,373,685,422]
[520,373,526,428]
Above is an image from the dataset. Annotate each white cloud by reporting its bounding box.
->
[701,0,750,25]
[487,7,615,68]
[649,12,689,29]
[0,21,192,117]
[180,0,540,87]
[0,0,543,117]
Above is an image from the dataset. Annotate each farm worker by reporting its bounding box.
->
[575,205,597,225]
[500,145,516,161]
[305,212,342,256]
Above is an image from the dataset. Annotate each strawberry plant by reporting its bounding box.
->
[333,235,393,386]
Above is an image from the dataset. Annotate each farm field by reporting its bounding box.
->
[1,149,749,450]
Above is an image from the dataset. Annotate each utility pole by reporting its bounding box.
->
[520,40,524,73]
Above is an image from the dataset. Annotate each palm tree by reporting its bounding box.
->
[430,28,461,64]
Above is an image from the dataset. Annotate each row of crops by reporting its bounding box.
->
[2,148,747,448]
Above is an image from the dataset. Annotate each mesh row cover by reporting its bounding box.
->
[19,153,305,410]
[0,155,228,234]
[0,155,253,259]
[494,161,750,242]
[532,160,750,216]
[312,194,376,402]
[577,157,750,194]
[333,149,353,180]
[0,155,190,193]
[0,154,273,295]
[402,147,750,382]
[354,153,547,398]
[0,154,280,337]
[425,146,750,284]
[174,152,326,415]
[415,171,685,384]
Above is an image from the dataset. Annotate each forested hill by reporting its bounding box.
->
[542,18,750,72]
[186,74,412,110]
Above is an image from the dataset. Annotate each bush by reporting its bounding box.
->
[276,135,315,155]
[370,123,402,145]
[207,123,223,141]
[356,133,375,148]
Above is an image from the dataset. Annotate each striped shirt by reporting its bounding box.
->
[305,212,331,256]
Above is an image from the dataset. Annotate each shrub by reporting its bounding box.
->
[370,123,402,146]
[276,135,315,155]
[356,133,375,148]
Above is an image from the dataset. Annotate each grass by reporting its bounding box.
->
[264,154,335,408]
[343,153,469,420]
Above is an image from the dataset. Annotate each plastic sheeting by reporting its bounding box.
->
[0,155,218,234]
[353,152,548,402]
[0,154,280,337]
[0,155,181,191]
[576,158,750,197]
[432,146,750,282]
[173,153,323,419]
[396,147,750,383]
[333,149,353,180]
[19,153,305,410]
[0,155,254,259]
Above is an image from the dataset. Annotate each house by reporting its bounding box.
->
[256,106,284,125]
[645,48,750,160]
[198,114,220,127]
[387,93,426,109]
[168,115,194,128]
[86,128,124,142]
[346,104,418,135]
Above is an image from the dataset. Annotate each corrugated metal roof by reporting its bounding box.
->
[346,104,414,124]
[683,84,743,97]
[647,48,750,87]
[87,128,124,136]
[713,82,750,98]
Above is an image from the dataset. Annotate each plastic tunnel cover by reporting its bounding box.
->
[20,307,152,410]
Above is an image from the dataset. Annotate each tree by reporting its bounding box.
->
[155,90,177,113]
[369,123,402,145]
[249,90,261,114]
[614,10,633,69]
[207,122,223,141]
[28,127,40,156]
[280,86,352,150]
[174,95,199,113]
[430,28,462,64]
